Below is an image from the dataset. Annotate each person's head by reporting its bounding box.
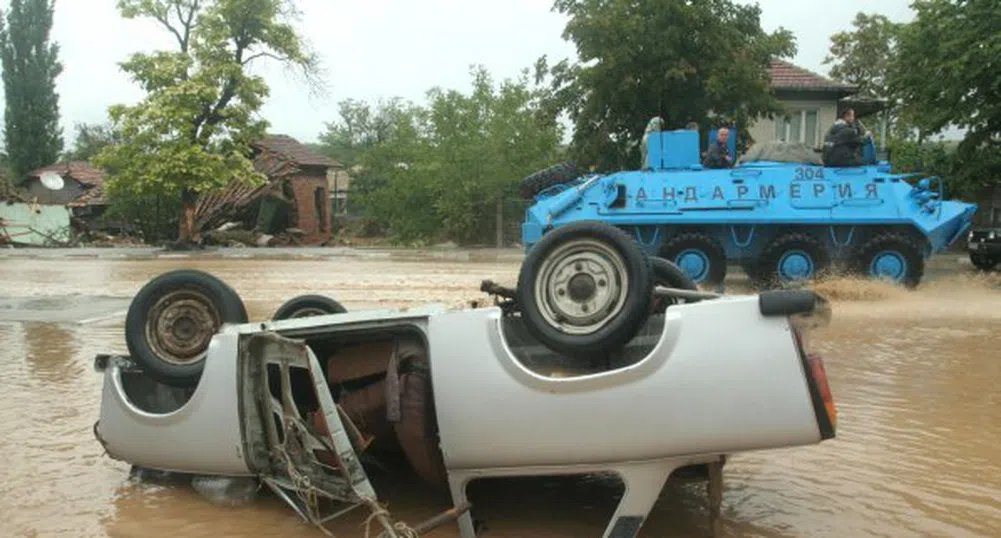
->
[716,127,729,144]
[841,108,856,123]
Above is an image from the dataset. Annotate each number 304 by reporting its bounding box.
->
[794,167,825,180]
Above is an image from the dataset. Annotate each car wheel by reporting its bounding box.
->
[125,269,248,387]
[970,254,998,271]
[272,294,347,320]
[650,256,700,312]
[516,221,653,357]
[851,233,925,288]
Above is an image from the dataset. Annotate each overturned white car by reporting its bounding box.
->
[92,221,837,538]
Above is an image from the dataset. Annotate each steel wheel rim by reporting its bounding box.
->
[144,288,222,366]
[870,250,907,281]
[534,238,629,335]
[675,249,710,282]
[778,249,814,281]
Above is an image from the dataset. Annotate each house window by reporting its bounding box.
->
[774,109,821,148]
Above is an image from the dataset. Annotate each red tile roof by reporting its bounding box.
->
[253,134,340,168]
[768,59,856,93]
[28,161,106,187]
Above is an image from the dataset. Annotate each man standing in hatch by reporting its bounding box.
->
[703,127,733,169]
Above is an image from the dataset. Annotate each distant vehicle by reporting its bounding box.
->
[519,130,978,289]
[968,226,1001,271]
[92,224,838,538]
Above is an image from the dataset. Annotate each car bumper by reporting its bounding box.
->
[968,241,1001,257]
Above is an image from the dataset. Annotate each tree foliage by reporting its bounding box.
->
[824,13,901,103]
[324,67,564,246]
[889,0,1001,197]
[94,0,320,243]
[318,97,414,169]
[63,122,119,162]
[0,0,63,183]
[535,0,796,171]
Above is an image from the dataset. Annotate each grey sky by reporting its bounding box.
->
[47,0,916,148]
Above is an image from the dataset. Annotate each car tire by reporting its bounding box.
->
[650,256,700,312]
[970,254,998,271]
[519,162,579,199]
[272,294,347,320]
[516,221,653,357]
[124,269,248,387]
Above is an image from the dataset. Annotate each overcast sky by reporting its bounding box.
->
[44,0,917,148]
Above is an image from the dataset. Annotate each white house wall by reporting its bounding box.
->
[748,98,839,151]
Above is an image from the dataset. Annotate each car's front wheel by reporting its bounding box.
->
[124,269,248,387]
[272,294,347,320]
[516,221,653,357]
[971,254,998,272]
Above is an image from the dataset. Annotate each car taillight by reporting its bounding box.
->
[791,322,837,440]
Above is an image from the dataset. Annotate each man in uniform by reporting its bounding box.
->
[822,108,871,167]
[703,127,733,169]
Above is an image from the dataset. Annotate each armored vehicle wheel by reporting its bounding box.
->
[517,221,653,357]
[519,162,579,199]
[970,254,998,271]
[272,294,347,320]
[650,257,700,312]
[756,233,832,286]
[124,269,248,387]
[851,233,925,288]
[659,233,727,287]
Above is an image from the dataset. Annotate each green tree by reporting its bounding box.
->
[63,122,118,162]
[0,0,63,183]
[890,0,1001,197]
[823,13,904,146]
[824,13,901,105]
[535,0,796,171]
[332,67,564,246]
[94,0,320,246]
[318,98,413,169]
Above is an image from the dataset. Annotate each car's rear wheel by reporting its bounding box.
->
[516,221,653,357]
[272,294,347,320]
[125,269,248,387]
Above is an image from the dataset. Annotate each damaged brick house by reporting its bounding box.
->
[195,134,342,245]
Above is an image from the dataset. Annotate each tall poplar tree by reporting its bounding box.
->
[0,0,64,183]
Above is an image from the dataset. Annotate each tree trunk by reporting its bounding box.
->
[177,187,200,247]
[495,196,504,249]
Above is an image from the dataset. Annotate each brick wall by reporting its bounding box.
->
[290,174,332,244]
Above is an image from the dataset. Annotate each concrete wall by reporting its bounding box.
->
[0,202,72,245]
[22,177,86,205]
[748,98,839,151]
[290,174,332,244]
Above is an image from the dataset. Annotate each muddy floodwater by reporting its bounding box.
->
[1,253,1000,538]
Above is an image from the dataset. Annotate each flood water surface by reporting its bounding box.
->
[1,256,1000,537]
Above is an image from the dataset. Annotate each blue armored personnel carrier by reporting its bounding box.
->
[520,129,977,288]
